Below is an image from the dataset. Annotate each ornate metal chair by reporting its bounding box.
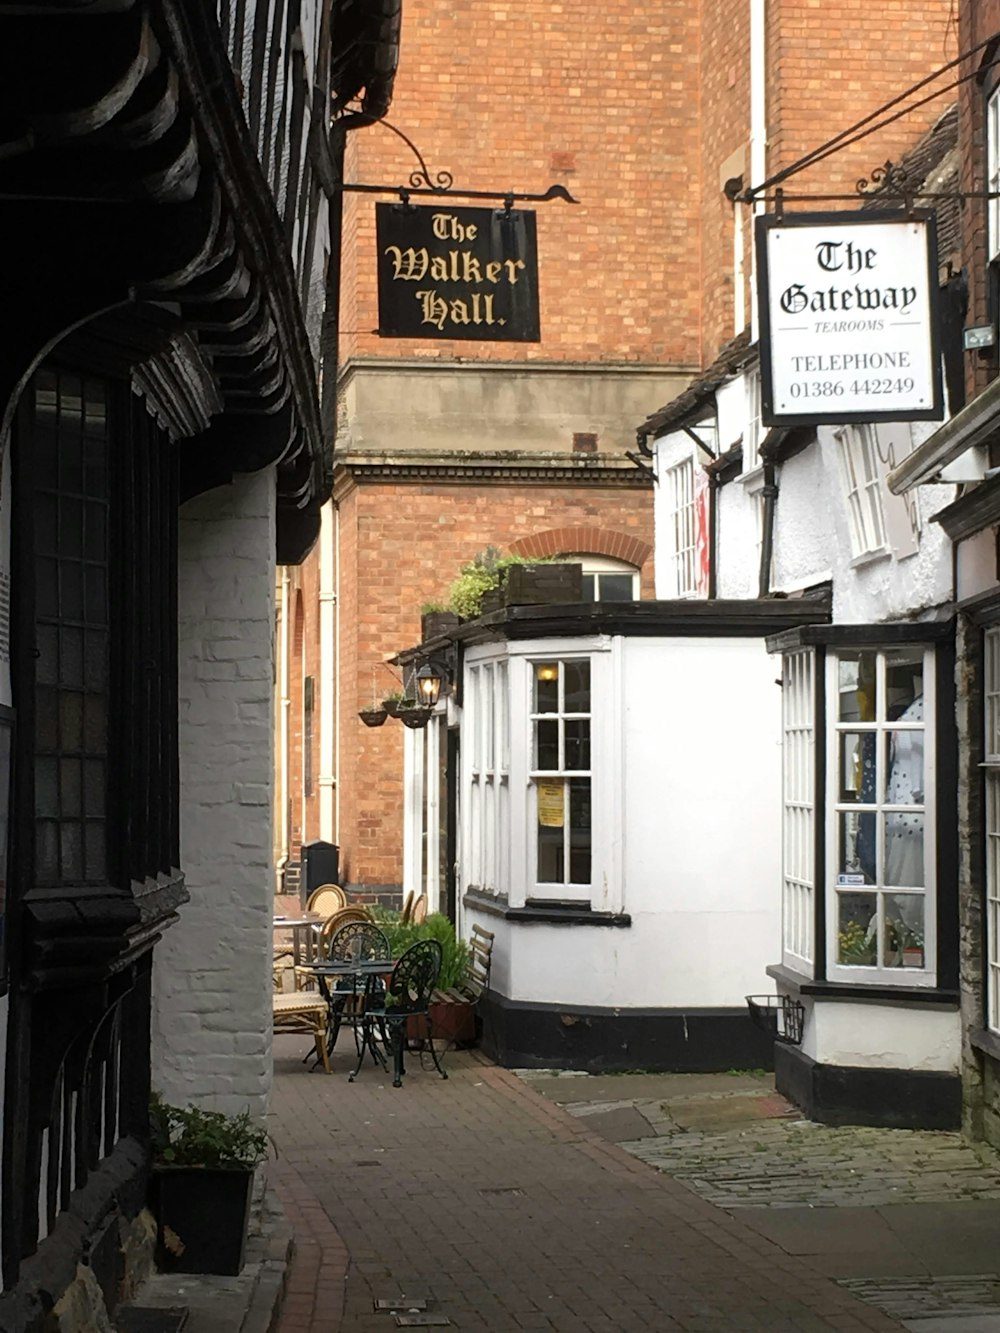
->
[350,938,448,1088]
[323,920,391,1052]
[294,904,372,989]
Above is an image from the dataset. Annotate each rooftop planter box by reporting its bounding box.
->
[421,609,461,641]
[503,562,582,607]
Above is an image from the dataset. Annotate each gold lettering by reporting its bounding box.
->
[430,256,450,282]
[486,261,502,284]
[431,213,479,242]
[385,246,429,282]
[449,298,472,325]
[470,293,497,324]
[504,259,526,285]
[461,252,482,283]
[415,289,448,330]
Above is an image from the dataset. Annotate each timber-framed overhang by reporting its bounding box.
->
[0,0,369,563]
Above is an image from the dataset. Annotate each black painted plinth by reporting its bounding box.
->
[478,992,775,1072]
[774,1042,961,1129]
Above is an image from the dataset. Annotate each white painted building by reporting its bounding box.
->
[401,595,828,1071]
[644,299,968,1126]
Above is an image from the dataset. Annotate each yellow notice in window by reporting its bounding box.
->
[537,780,565,828]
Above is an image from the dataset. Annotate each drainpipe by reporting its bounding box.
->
[749,0,766,341]
[277,568,292,893]
[318,500,336,842]
[758,460,779,598]
[708,470,719,601]
[334,501,342,845]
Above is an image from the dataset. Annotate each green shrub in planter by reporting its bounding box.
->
[149,1095,268,1276]
[370,908,468,990]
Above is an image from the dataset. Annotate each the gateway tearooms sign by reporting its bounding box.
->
[376,202,541,341]
[756,210,943,427]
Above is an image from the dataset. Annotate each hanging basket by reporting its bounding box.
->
[745,994,804,1045]
[383,697,416,718]
[397,706,433,729]
[358,708,388,728]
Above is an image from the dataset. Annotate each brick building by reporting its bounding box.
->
[279,0,959,904]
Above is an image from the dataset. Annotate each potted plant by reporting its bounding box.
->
[371,909,475,1044]
[359,706,388,727]
[421,602,461,642]
[149,1094,269,1276]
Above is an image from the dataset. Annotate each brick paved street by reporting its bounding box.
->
[268,1041,904,1332]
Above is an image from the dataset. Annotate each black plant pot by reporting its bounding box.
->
[358,708,388,727]
[152,1166,254,1275]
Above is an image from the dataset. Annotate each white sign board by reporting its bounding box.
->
[756,211,943,427]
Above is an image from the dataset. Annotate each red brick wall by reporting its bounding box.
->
[339,0,703,373]
[693,0,957,364]
[335,478,654,889]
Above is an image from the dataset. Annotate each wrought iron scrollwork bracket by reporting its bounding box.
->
[332,118,578,207]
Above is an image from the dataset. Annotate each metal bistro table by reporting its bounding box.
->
[272,913,324,969]
[304,957,394,1071]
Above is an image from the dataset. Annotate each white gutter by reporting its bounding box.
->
[276,567,291,892]
[887,375,1000,493]
[334,502,342,844]
[318,499,336,842]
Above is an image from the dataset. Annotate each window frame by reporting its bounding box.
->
[743,368,763,476]
[661,455,699,598]
[833,424,889,560]
[461,637,622,914]
[772,624,954,995]
[824,645,937,987]
[561,555,640,603]
[988,82,1000,263]
[984,624,1000,1030]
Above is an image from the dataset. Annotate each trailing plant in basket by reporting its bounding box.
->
[150,1093,268,1170]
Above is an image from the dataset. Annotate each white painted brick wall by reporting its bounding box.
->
[152,470,277,1118]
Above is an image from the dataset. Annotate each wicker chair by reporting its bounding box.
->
[272,991,331,1072]
[410,893,428,925]
[306,883,347,917]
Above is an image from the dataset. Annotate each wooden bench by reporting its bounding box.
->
[433,925,494,1006]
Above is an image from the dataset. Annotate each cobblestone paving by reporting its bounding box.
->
[838,1276,1000,1321]
[618,1120,1000,1209]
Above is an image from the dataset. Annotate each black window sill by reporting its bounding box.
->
[970,1027,1000,1064]
[463,888,631,927]
[766,962,959,1006]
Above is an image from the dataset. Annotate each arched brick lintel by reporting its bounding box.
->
[509,527,651,569]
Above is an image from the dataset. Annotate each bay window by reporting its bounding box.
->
[461,640,621,913]
[828,646,934,983]
[772,625,953,989]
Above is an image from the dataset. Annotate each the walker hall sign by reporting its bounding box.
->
[376,203,541,341]
[756,210,943,427]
